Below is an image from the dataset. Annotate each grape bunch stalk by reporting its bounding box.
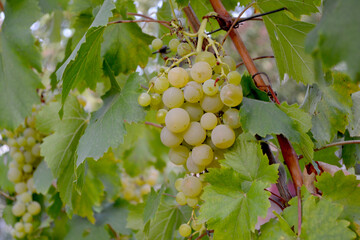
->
[138,18,244,237]
[2,106,44,239]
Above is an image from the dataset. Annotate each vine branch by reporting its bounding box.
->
[127,12,172,29]
[108,19,171,28]
[236,55,275,67]
[0,191,15,201]
[144,121,163,129]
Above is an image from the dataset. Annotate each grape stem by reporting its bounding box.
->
[236,55,275,68]
[144,121,163,129]
[127,12,172,30]
[0,191,15,200]
[162,193,176,198]
[193,230,214,240]
[108,19,171,26]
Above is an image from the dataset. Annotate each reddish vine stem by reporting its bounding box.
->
[108,19,171,26]
[0,1,3,12]
[236,55,275,67]
[195,230,214,240]
[144,121,163,129]
[127,12,172,29]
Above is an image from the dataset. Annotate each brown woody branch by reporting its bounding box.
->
[0,191,15,201]
[0,1,3,12]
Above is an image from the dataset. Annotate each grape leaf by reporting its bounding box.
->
[0,154,14,192]
[101,21,154,75]
[223,133,279,184]
[316,171,360,222]
[306,0,360,80]
[2,205,16,226]
[143,186,165,224]
[41,96,88,206]
[199,168,271,240]
[313,146,340,167]
[36,100,62,135]
[256,1,315,84]
[56,0,115,106]
[259,216,296,240]
[77,73,146,165]
[342,133,360,169]
[47,192,63,219]
[240,73,269,101]
[33,161,54,194]
[348,91,360,137]
[0,0,43,129]
[64,216,108,240]
[175,0,189,8]
[39,0,69,13]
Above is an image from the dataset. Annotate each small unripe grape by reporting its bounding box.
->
[156,109,168,124]
[19,192,32,203]
[169,38,180,52]
[27,178,35,193]
[186,155,205,173]
[176,192,187,205]
[24,222,33,234]
[183,122,206,146]
[192,144,213,166]
[181,176,202,197]
[13,152,25,164]
[200,112,217,130]
[169,146,189,165]
[165,108,190,133]
[140,184,151,195]
[9,161,18,169]
[24,151,35,164]
[15,231,25,239]
[184,81,203,103]
[179,223,192,237]
[10,229,16,238]
[151,38,163,50]
[202,79,219,96]
[200,93,224,113]
[17,136,27,147]
[22,213,33,223]
[8,167,22,183]
[191,220,203,231]
[15,182,27,194]
[190,62,212,83]
[177,43,192,56]
[220,84,243,107]
[26,116,36,128]
[174,178,183,192]
[138,93,151,107]
[27,201,41,215]
[186,197,198,208]
[23,164,33,173]
[31,143,41,157]
[150,93,162,106]
[182,103,203,122]
[12,202,26,216]
[168,67,189,88]
[162,87,184,109]
[227,71,242,85]
[14,222,25,232]
[223,108,241,129]
[160,127,183,148]
[8,138,19,147]
[211,125,236,149]
[195,51,216,67]
[154,76,169,93]
[26,137,36,146]
[23,128,36,138]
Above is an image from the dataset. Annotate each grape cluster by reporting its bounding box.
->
[2,109,43,239]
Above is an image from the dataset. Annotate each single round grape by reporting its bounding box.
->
[27,201,41,215]
[223,56,236,71]
[195,51,216,67]
[23,128,36,138]
[15,182,27,194]
[211,125,236,149]
[19,192,32,203]
[31,143,41,157]
[177,43,192,56]
[184,81,203,103]
[140,184,151,195]
[17,136,27,147]
[174,178,183,192]
[220,84,243,107]
[190,62,212,83]
[26,116,36,128]
[13,152,25,164]
[227,71,242,85]
[23,164,33,173]
[168,67,189,88]
[162,87,184,108]
[191,220,203,231]
[200,93,224,113]
[9,161,18,169]
[192,144,213,166]
[182,103,203,122]
[156,109,168,124]
[15,231,25,239]
[24,222,33,234]
[14,222,25,232]
[26,137,36,146]
[169,38,180,52]
[138,93,151,107]
[223,108,241,129]
[183,122,206,146]
[22,213,33,223]
[169,146,189,165]
[200,112,217,130]
[151,38,163,50]
[181,176,202,197]
[186,197,198,208]
[150,93,162,106]
[8,138,19,147]
[176,192,187,205]
[24,151,35,164]
[160,127,183,148]
[8,167,22,183]
[12,202,26,217]
[154,76,169,93]
[179,223,192,237]
[186,155,205,173]
[202,79,219,96]
[165,108,190,133]
[27,178,35,193]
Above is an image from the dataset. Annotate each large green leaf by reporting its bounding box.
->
[256,0,318,19]
[77,73,146,165]
[348,91,360,137]
[0,0,43,129]
[33,161,54,194]
[306,0,360,80]
[342,133,360,169]
[0,154,14,192]
[199,168,271,240]
[259,215,296,240]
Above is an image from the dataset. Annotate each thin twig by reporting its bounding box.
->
[195,230,214,240]
[127,12,172,29]
[108,19,171,26]
[107,224,121,240]
[145,121,163,129]
[265,189,286,203]
[162,193,176,198]
[269,197,285,210]
[0,191,15,201]
[297,187,302,236]
[236,56,274,67]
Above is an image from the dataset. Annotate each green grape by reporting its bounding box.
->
[220,84,243,107]
[23,128,36,138]
[26,136,36,146]
[179,223,192,237]
[191,220,203,231]
[223,108,241,129]
[23,164,33,173]
[174,178,183,192]
[12,202,26,217]
[191,144,213,166]
[223,55,236,71]
[19,192,32,203]
[15,231,25,239]
[183,122,206,146]
[17,136,27,147]
[211,125,235,149]
[13,152,25,164]
[227,71,242,85]
[177,43,192,56]
[186,197,198,208]
[154,76,169,93]
[9,161,18,169]
[150,93,162,106]
[162,87,184,108]
[8,167,22,183]
[176,192,187,205]
[22,213,33,223]
[156,109,168,124]
[26,116,36,128]
[181,176,202,197]
[24,222,33,234]
[168,67,189,88]
[24,151,35,164]
[183,81,203,103]
[160,127,183,148]
[31,143,41,157]
[138,92,151,107]
[202,79,219,96]
[165,108,190,133]
[148,77,156,93]
[15,182,27,194]
[186,155,205,173]
[169,38,180,52]
[190,62,212,83]
[8,138,19,147]
[27,178,36,193]
[14,222,25,232]
[200,93,224,113]
[27,201,41,215]
[195,51,216,67]
[169,146,189,165]
[140,184,151,195]
[151,38,163,50]
[182,102,203,122]
[200,112,217,130]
